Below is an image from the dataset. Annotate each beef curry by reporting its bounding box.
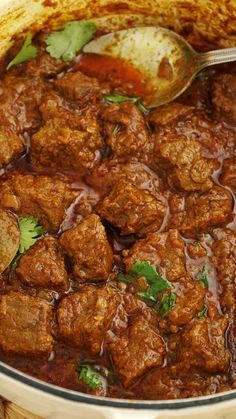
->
[0,22,235,400]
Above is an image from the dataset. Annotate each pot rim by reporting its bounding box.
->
[1,362,236,409]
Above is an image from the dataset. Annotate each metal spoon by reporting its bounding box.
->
[84,26,236,107]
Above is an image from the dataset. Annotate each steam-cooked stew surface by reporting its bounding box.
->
[0,22,235,400]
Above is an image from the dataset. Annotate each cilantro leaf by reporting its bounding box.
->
[11,216,44,268]
[158,292,176,316]
[76,364,102,389]
[196,70,209,79]
[117,273,132,284]
[130,260,171,291]
[7,33,37,70]
[137,289,157,302]
[197,305,208,318]
[198,265,209,288]
[118,260,171,305]
[45,20,96,62]
[104,93,149,114]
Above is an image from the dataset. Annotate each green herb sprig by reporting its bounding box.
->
[12,216,44,268]
[197,305,208,318]
[45,20,96,62]
[7,33,37,70]
[76,363,102,390]
[198,265,209,288]
[117,261,176,316]
[104,93,149,114]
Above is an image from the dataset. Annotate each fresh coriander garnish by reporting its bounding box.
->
[197,305,208,318]
[117,273,132,284]
[129,261,171,291]
[137,289,158,302]
[117,260,171,303]
[198,265,209,288]
[158,292,176,317]
[76,363,102,390]
[196,70,209,79]
[7,33,37,70]
[12,216,45,269]
[45,20,96,62]
[104,93,149,114]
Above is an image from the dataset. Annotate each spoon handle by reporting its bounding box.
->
[198,48,236,70]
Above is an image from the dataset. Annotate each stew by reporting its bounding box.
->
[0,21,235,400]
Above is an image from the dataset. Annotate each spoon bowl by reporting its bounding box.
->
[84,27,236,107]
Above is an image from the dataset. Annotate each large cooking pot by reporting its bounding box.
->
[0,1,235,418]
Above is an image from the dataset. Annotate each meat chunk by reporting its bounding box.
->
[148,102,194,127]
[212,74,236,124]
[123,229,186,282]
[96,180,167,236]
[59,214,113,282]
[30,118,103,172]
[55,71,104,104]
[24,48,68,78]
[0,127,24,168]
[86,160,162,197]
[100,102,151,159]
[39,91,79,124]
[109,315,165,387]
[16,237,69,290]
[220,158,236,192]
[165,277,205,326]
[212,229,236,360]
[151,103,235,159]
[178,316,230,373]
[0,75,47,133]
[169,186,233,238]
[0,174,78,232]
[212,229,236,311]
[57,284,122,355]
[153,135,217,192]
[138,366,229,400]
[0,210,20,274]
[0,292,53,357]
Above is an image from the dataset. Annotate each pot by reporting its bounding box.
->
[0,1,235,418]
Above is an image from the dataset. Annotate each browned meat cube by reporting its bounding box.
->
[123,229,186,282]
[212,229,236,311]
[186,241,207,259]
[151,102,235,160]
[55,71,104,104]
[0,75,47,133]
[109,315,165,387]
[86,160,162,197]
[96,181,167,236]
[0,174,78,232]
[138,366,228,400]
[153,135,217,192]
[220,158,236,192]
[0,292,53,357]
[59,214,113,282]
[178,315,230,373]
[100,102,151,159]
[0,209,20,274]
[148,102,194,127]
[16,237,69,290]
[57,284,122,355]
[212,74,236,124]
[24,48,69,78]
[169,186,233,238]
[40,91,74,123]
[165,276,205,326]
[30,118,103,172]
[0,127,24,168]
